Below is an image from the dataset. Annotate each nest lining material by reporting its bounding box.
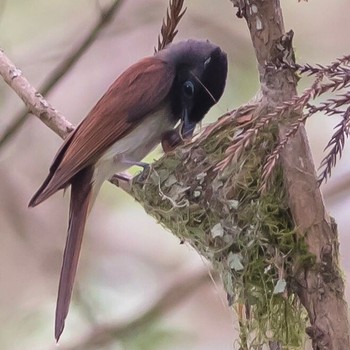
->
[131,112,312,348]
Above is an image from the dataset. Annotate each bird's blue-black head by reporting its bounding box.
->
[157,39,228,138]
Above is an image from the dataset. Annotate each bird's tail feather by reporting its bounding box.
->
[54,166,93,342]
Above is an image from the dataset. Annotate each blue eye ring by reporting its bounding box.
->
[183,80,195,98]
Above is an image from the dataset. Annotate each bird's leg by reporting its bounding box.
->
[110,172,132,183]
[121,160,149,170]
[120,159,151,183]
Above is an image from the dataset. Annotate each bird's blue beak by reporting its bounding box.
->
[181,108,196,139]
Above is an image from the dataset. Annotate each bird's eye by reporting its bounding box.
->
[182,81,195,98]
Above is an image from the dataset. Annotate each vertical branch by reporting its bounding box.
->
[231,1,350,349]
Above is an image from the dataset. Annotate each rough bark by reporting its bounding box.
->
[232,0,350,349]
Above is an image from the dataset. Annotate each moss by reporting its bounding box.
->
[131,118,312,349]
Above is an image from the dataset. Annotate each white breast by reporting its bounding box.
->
[93,107,176,192]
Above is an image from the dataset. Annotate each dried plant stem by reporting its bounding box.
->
[226,55,350,189]
[216,76,321,172]
[156,0,186,51]
[299,55,350,76]
[318,106,350,183]
[260,113,308,193]
[260,59,350,187]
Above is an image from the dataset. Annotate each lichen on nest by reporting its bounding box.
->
[131,110,312,349]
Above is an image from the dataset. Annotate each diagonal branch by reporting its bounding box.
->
[0,0,125,148]
[0,49,74,139]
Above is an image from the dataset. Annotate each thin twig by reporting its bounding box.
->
[0,0,125,148]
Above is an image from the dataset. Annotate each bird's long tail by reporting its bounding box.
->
[55,166,93,342]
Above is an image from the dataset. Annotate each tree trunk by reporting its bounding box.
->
[235,0,350,348]
[131,1,350,349]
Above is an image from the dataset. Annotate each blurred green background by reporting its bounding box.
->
[0,1,349,349]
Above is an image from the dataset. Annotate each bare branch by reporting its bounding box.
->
[0,48,135,194]
[0,49,74,139]
[0,0,125,148]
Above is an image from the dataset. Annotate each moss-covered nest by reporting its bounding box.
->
[131,108,312,349]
